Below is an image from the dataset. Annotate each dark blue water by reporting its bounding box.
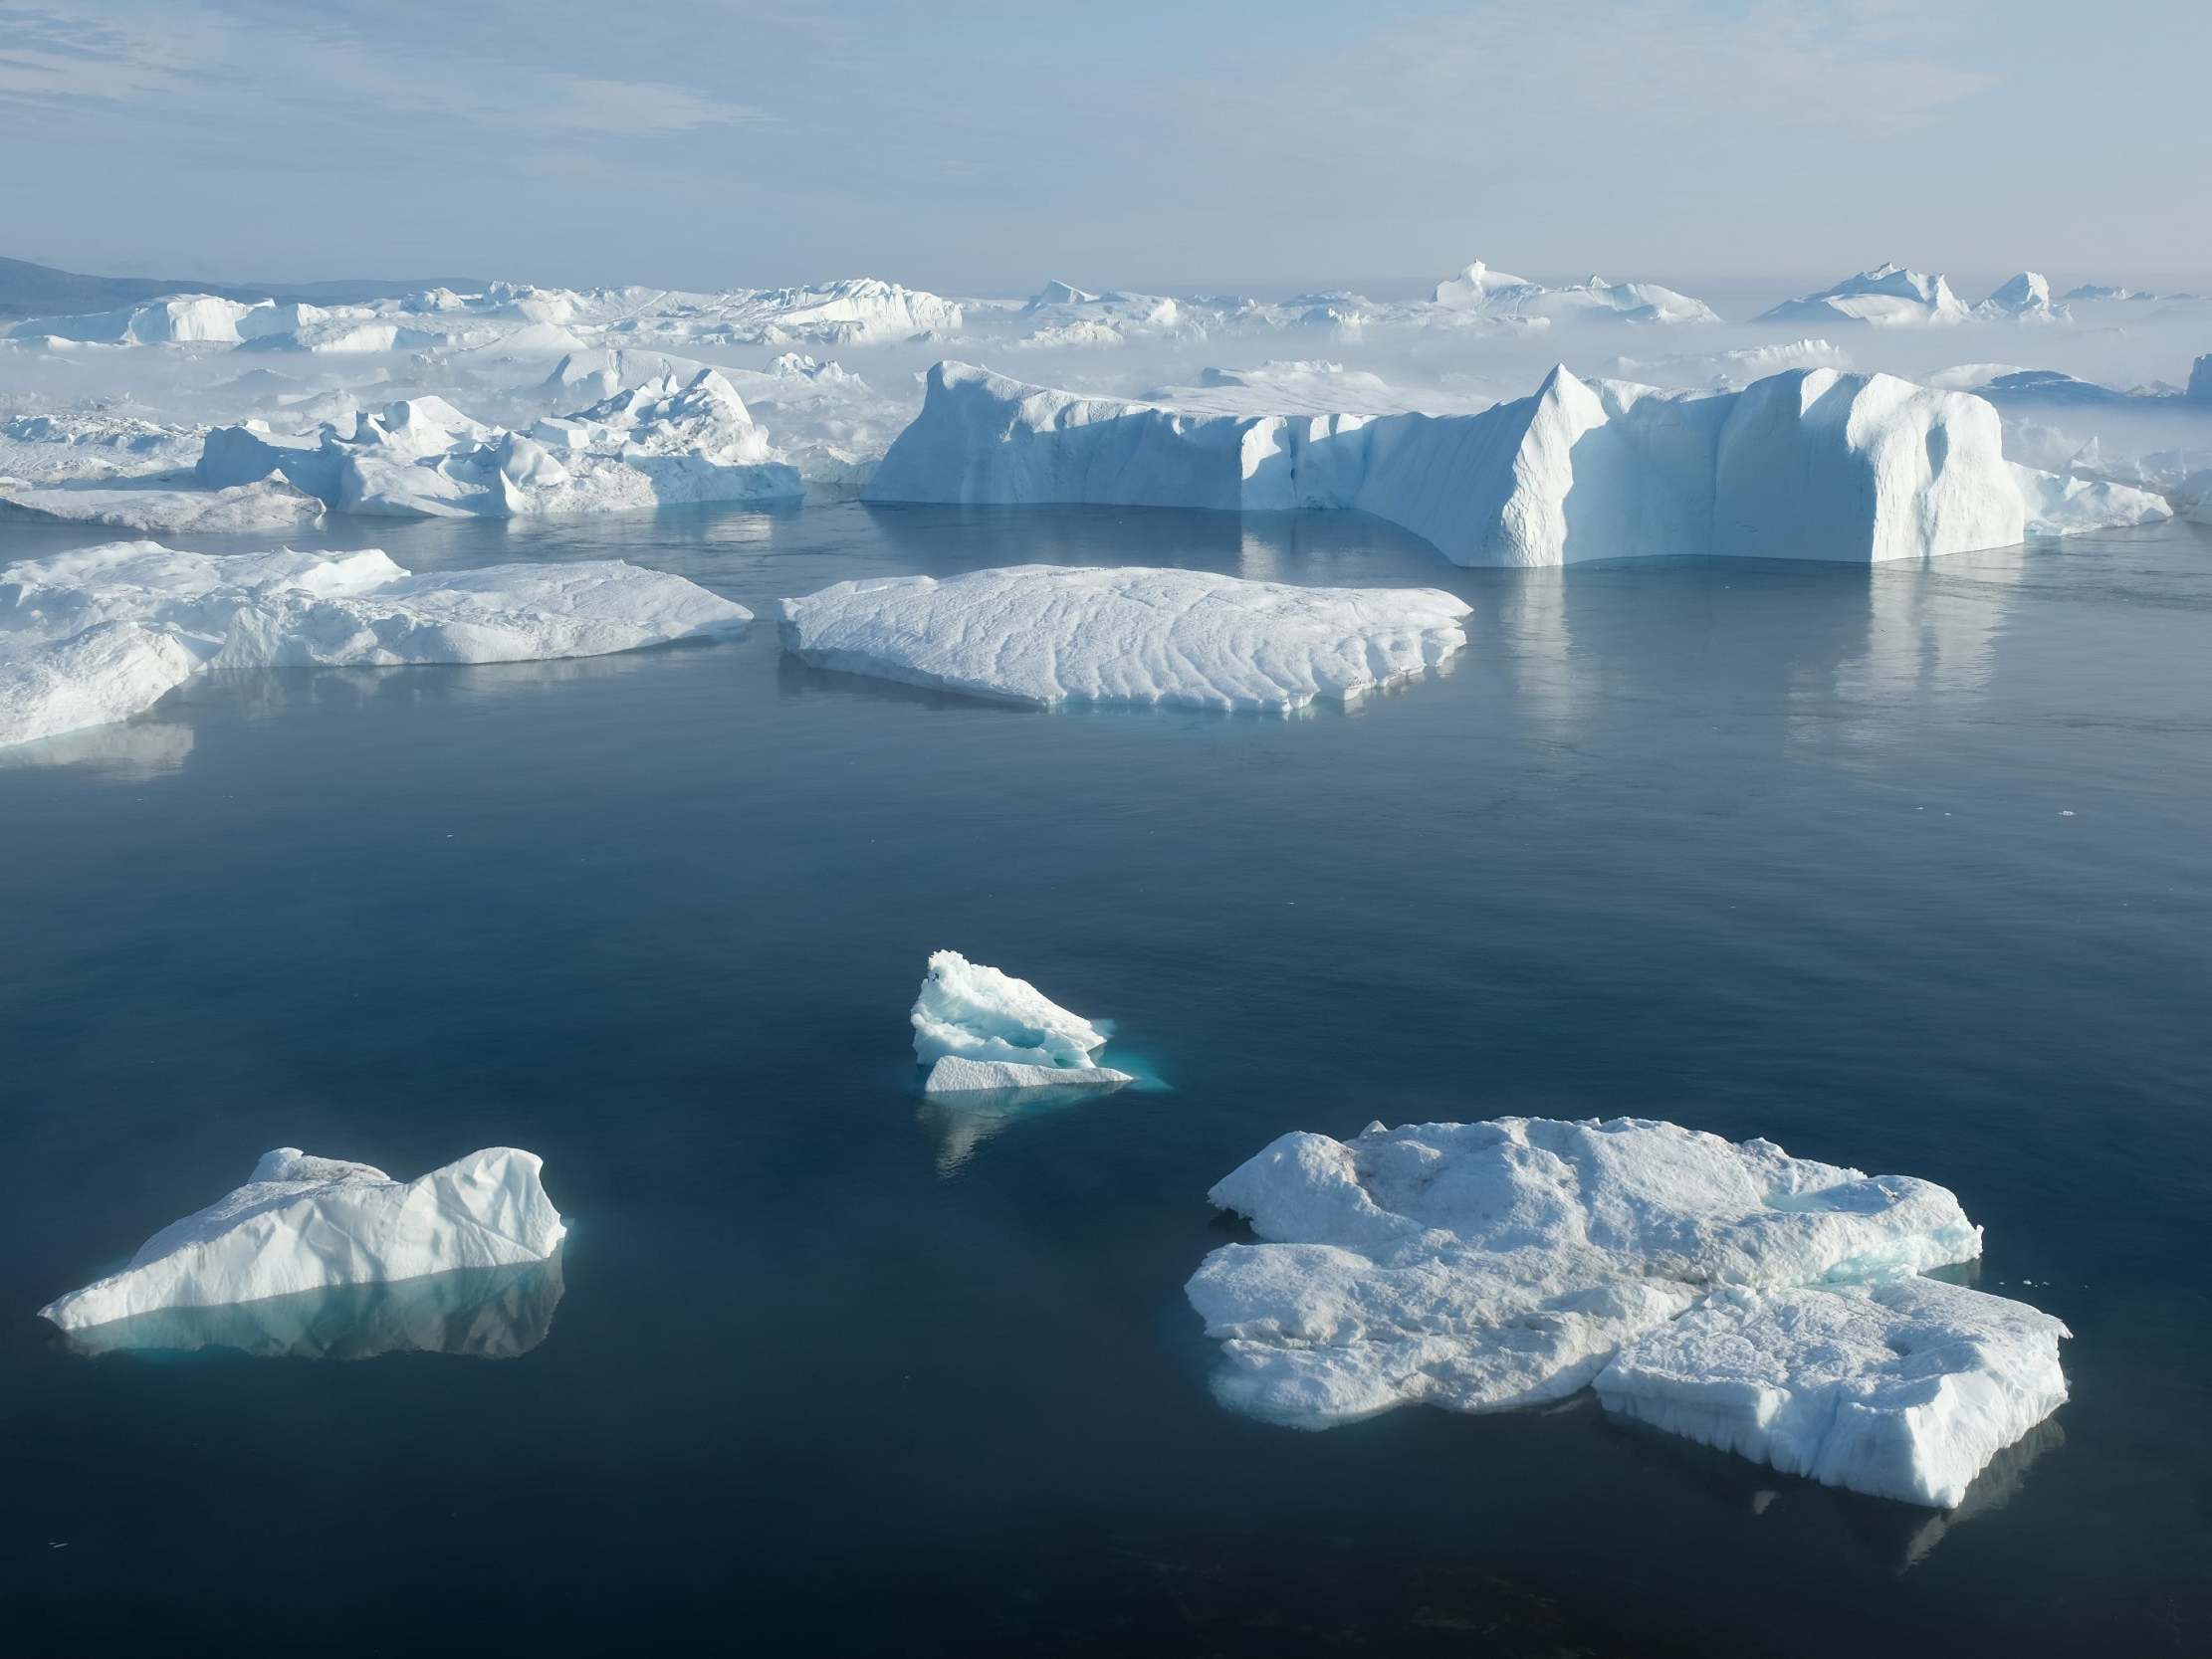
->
[3,503,2209,1656]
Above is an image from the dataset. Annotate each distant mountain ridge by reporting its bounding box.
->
[0,257,490,320]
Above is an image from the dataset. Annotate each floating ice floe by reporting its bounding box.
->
[912,949,1133,1094]
[1187,1117,2069,1509]
[779,565,1469,713]
[868,360,2152,564]
[0,476,325,532]
[0,540,752,747]
[1756,264,1972,328]
[39,1147,566,1331]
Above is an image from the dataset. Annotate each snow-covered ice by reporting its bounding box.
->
[0,540,753,748]
[2013,464,2172,533]
[1976,273,2068,324]
[1187,1116,2067,1507]
[780,564,1469,713]
[1594,1275,2071,1509]
[1432,261,1719,325]
[1757,264,1972,328]
[39,1147,566,1330]
[912,949,1133,1092]
[0,476,325,532]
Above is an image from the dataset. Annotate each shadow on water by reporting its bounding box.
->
[50,1255,565,1363]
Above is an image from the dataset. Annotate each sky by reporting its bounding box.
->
[3,0,2208,296]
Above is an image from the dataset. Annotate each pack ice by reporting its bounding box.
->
[39,1147,566,1331]
[779,565,1469,713]
[866,361,2157,566]
[0,540,752,748]
[912,949,1133,1093]
[1187,1117,2069,1509]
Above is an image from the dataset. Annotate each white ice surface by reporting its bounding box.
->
[1758,264,1972,328]
[780,564,1469,713]
[1185,1117,2064,1506]
[2011,464,2173,533]
[912,949,1121,1074]
[866,360,2027,566]
[39,1147,566,1330]
[0,477,325,532]
[922,1055,1134,1094]
[1595,1276,2070,1508]
[0,540,752,747]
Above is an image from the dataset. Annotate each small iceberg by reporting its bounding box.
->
[1187,1117,2067,1509]
[780,565,1469,713]
[912,949,1134,1095]
[38,1147,566,1332]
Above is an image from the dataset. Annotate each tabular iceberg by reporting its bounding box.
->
[39,1147,566,1331]
[0,540,753,747]
[1432,261,1720,325]
[779,565,1469,713]
[1187,1117,2067,1508]
[865,360,2121,565]
[912,949,1133,1093]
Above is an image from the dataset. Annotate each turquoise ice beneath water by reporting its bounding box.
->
[1189,1117,2068,1508]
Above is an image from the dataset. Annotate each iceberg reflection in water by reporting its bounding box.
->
[916,1079,1130,1175]
[55,1253,565,1362]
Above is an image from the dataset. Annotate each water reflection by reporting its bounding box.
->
[0,718,195,778]
[54,1254,564,1361]
[1890,1417,2064,1572]
[916,1080,1128,1175]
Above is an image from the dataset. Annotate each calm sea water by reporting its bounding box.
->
[3,503,2208,1656]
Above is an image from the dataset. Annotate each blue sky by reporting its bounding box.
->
[4,0,2207,293]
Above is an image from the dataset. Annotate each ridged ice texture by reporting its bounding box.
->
[0,540,752,747]
[1594,1277,2070,1508]
[910,949,1129,1084]
[1191,1120,1988,1417]
[779,564,1469,713]
[39,1148,566,1331]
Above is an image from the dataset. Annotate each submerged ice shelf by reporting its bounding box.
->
[912,949,1133,1094]
[0,540,752,748]
[39,1147,566,1331]
[780,565,1469,713]
[1187,1117,2068,1509]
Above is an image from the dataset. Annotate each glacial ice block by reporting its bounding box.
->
[912,949,1133,1090]
[2011,464,2173,534]
[1188,1118,1985,1424]
[1594,1278,2070,1509]
[864,360,2027,566]
[39,1147,566,1331]
[779,565,1469,713]
[0,540,752,747]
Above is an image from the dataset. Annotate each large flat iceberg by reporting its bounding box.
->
[780,565,1469,713]
[39,1147,566,1331]
[0,540,752,748]
[1187,1117,2067,1508]
[912,949,1133,1093]
[866,360,2124,565]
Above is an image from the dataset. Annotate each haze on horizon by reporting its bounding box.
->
[4,0,2209,296]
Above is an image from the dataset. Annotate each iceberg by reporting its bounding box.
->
[865,360,2028,566]
[1594,1276,2071,1509]
[1186,1117,2067,1507]
[2190,353,2212,404]
[0,476,326,533]
[38,1147,565,1331]
[0,540,753,747]
[1757,264,1971,328]
[8,292,258,345]
[1975,272,2069,324]
[1432,261,1720,325]
[2012,464,2172,533]
[912,949,1133,1092]
[780,564,1469,713]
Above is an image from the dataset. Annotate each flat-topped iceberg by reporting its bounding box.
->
[780,565,1469,713]
[0,540,752,747]
[1433,260,1720,325]
[1187,1117,2067,1508]
[912,949,1133,1094]
[39,1147,566,1331]
[867,361,2053,565]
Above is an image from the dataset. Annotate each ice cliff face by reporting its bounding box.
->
[39,1147,566,1330]
[865,360,2043,565]
[1188,1117,2069,1509]
[779,565,1470,713]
